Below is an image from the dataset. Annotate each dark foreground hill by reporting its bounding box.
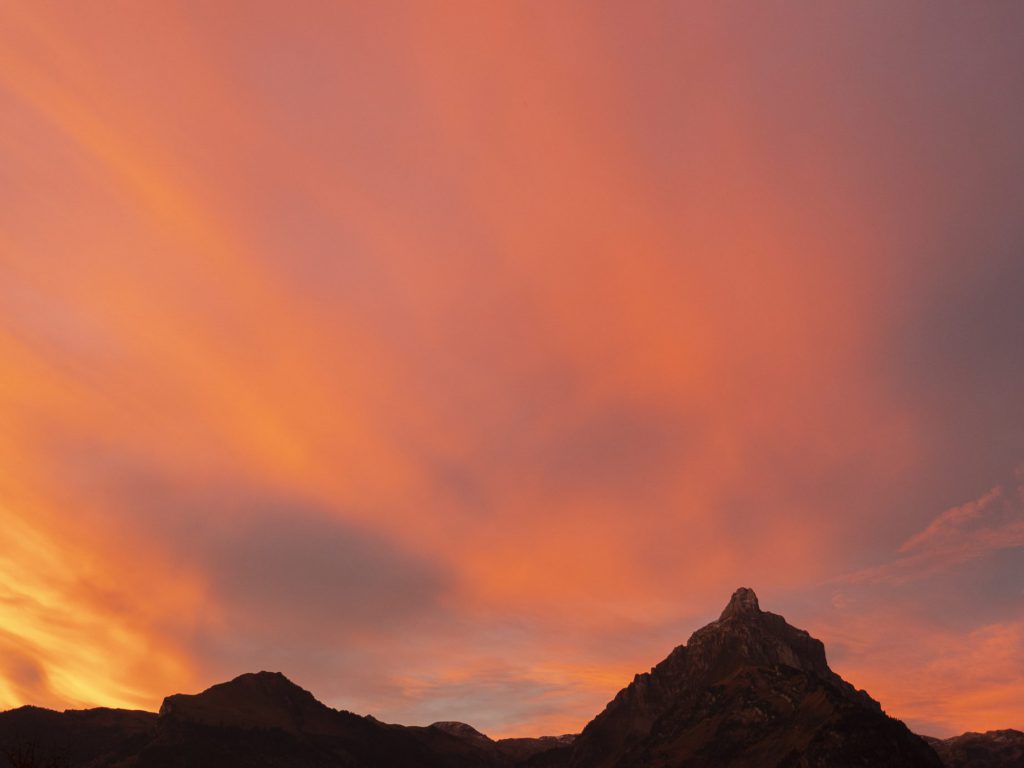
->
[0,588,1009,767]
[0,673,569,768]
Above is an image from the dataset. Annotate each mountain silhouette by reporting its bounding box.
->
[158,670,341,734]
[0,589,1012,767]
[561,588,940,768]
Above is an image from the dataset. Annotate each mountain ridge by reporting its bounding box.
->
[0,589,1015,767]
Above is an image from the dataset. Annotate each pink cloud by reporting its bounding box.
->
[840,476,1024,585]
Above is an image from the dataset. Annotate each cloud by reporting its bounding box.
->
[815,610,1024,738]
[178,496,457,686]
[802,469,1024,736]
[1,0,1024,739]
[0,499,196,712]
[206,509,448,633]
[379,662,604,736]
[839,474,1024,585]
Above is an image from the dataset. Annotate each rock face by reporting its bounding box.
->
[926,729,1024,768]
[563,588,943,768]
[0,588,1002,767]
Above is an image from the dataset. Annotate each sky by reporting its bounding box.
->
[1,0,1022,740]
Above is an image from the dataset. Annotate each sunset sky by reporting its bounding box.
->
[1,1,1023,740]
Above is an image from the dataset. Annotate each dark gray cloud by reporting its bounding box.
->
[197,505,448,636]
[67,466,456,698]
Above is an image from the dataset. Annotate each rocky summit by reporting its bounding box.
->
[0,588,1012,767]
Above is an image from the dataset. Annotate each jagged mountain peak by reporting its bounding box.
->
[719,586,761,620]
[567,588,940,768]
[678,588,833,683]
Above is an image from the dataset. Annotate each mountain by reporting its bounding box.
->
[0,587,1011,767]
[0,673,556,768]
[158,670,341,734]
[560,588,942,768]
[425,722,578,764]
[925,730,1024,768]
[110,671,512,767]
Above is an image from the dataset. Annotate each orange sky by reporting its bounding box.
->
[1,0,1022,738]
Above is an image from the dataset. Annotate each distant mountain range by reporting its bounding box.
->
[0,588,1017,767]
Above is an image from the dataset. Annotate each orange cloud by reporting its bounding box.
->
[817,608,1024,738]
[1,0,1022,739]
[840,476,1024,585]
